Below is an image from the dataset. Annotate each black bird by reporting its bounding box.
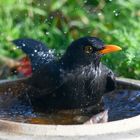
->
[0,37,121,113]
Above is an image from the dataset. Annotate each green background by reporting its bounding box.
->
[0,0,140,79]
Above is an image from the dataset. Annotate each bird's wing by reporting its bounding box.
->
[12,38,55,73]
[100,64,116,92]
[106,70,116,92]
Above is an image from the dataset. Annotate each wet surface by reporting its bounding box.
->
[0,90,140,124]
[104,90,140,121]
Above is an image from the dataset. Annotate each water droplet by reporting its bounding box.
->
[64,31,67,34]
[44,19,48,23]
[43,54,46,57]
[46,32,49,35]
[22,43,26,47]
[98,12,102,16]
[38,51,44,56]
[87,31,91,34]
[109,0,112,1]
[50,16,54,19]
[113,10,119,16]
[84,0,87,3]
[113,10,116,13]
[48,50,52,54]
[13,47,17,50]
[34,50,37,53]
[115,13,119,16]
[16,46,19,49]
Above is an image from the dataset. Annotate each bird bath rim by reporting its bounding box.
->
[0,115,140,140]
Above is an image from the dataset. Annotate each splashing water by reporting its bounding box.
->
[113,10,119,17]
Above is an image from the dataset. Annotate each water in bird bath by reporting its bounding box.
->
[104,90,140,121]
[0,90,140,124]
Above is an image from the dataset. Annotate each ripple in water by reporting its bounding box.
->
[103,90,140,121]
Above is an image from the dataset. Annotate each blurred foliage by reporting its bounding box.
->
[0,0,140,79]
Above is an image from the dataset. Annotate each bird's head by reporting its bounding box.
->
[61,36,121,68]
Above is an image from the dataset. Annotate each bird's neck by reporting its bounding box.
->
[60,57,100,72]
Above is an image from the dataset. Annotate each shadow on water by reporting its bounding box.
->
[0,90,140,124]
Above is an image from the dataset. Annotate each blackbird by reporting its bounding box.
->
[10,36,121,112]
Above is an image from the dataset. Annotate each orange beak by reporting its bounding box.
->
[99,45,122,54]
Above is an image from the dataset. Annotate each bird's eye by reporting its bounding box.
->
[84,46,93,54]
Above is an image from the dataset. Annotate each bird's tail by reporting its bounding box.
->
[12,38,54,72]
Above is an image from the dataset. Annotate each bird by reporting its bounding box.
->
[0,37,122,115]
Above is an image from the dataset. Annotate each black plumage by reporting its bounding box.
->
[7,37,121,111]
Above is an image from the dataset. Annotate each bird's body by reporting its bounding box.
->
[27,62,114,110]
[0,37,121,113]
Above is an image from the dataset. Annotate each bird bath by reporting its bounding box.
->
[0,77,140,139]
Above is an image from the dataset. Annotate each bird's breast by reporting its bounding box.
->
[59,65,107,108]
